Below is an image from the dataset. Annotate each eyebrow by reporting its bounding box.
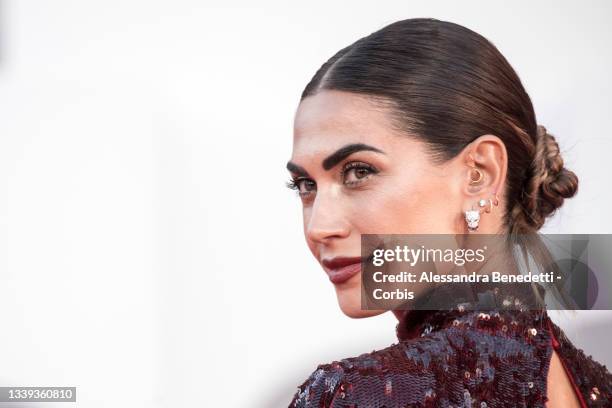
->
[322,143,385,170]
[286,143,386,176]
[286,161,310,177]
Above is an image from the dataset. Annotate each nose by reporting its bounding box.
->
[305,188,350,244]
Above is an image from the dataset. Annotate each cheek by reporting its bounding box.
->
[348,174,460,234]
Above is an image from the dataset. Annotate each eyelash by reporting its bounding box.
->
[285,178,307,194]
[286,161,379,197]
[341,161,379,186]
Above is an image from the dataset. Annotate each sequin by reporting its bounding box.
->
[384,379,392,395]
[289,289,612,407]
[463,389,472,406]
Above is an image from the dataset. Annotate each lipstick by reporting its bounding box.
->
[321,257,363,285]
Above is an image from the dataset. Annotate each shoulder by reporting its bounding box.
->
[288,332,454,408]
[548,319,612,405]
[289,318,551,408]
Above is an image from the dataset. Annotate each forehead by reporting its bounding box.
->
[292,90,403,154]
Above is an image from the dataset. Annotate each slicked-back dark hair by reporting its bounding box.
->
[301,18,578,236]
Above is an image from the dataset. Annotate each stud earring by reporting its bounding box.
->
[478,198,493,213]
[492,190,500,206]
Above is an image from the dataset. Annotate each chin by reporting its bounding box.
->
[336,293,386,318]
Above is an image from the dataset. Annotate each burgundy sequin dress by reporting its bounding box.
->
[288,288,612,407]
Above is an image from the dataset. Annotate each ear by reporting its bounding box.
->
[460,135,507,205]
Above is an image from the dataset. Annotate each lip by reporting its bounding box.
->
[321,256,363,285]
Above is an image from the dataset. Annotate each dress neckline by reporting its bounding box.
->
[395,283,547,341]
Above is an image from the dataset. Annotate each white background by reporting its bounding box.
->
[0,1,611,407]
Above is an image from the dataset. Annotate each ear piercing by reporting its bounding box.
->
[468,154,483,186]
[478,198,494,213]
[464,191,500,232]
[465,156,500,231]
[469,168,483,185]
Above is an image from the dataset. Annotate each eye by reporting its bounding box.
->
[286,177,317,197]
[342,161,378,186]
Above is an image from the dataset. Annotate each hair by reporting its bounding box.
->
[300,18,578,237]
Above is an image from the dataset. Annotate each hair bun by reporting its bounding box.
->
[517,125,579,231]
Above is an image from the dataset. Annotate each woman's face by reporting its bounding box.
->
[288,90,474,317]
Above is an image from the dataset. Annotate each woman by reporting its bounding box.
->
[286,18,611,407]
